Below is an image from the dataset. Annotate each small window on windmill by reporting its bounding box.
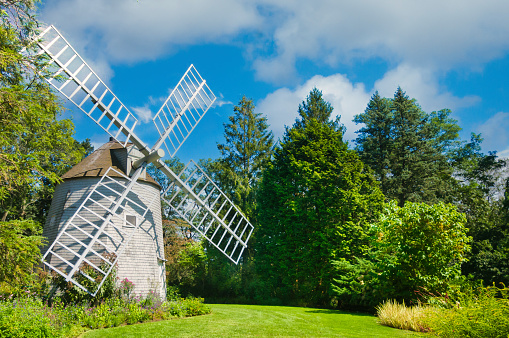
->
[124,214,137,228]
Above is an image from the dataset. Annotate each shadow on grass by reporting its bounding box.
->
[304,308,374,317]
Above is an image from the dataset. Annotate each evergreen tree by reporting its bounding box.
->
[354,87,459,206]
[216,96,274,219]
[453,135,508,285]
[354,92,393,194]
[256,89,384,306]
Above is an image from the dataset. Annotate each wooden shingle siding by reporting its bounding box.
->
[42,141,166,299]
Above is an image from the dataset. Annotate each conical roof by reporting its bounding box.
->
[61,140,161,189]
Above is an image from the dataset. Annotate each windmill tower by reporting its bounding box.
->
[36,26,254,298]
[43,140,166,298]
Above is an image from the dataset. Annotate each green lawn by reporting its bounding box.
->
[83,304,423,337]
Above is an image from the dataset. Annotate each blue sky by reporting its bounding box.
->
[38,0,509,164]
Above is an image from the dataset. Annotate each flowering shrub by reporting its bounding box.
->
[0,287,211,337]
[119,278,135,300]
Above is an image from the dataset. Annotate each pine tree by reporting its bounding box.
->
[354,92,393,194]
[256,89,384,306]
[354,87,459,206]
[216,96,274,219]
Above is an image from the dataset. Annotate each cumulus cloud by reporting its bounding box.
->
[131,106,154,124]
[374,64,480,113]
[253,0,509,84]
[258,66,480,143]
[477,112,509,156]
[40,0,262,80]
[257,74,370,142]
[40,1,509,85]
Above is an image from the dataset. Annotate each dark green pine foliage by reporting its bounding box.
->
[189,97,273,300]
[355,88,460,206]
[217,96,274,220]
[256,88,384,307]
[453,134,509,285]
[354,92,393,194]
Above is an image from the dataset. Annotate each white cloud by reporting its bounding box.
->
[258,66,480,143]
[40,0,262,80]
[257,74,370,142]
[252,0,509,84]
[212,93,233,108]
[131,106,154,124]
[374,64,480,113]
[39,0,509,87]
[477,112,509,156]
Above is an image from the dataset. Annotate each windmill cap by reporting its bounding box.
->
[60,140,161,189]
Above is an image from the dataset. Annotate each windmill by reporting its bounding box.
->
[35,25,254,298]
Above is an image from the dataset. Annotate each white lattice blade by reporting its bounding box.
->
[35,26,143,149]
[42,167,153,296]
[159,160,253,264]
[152,65,216,157]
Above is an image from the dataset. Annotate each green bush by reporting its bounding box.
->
[0,296,58,338]
[332,201,471,309]
[0,220,44,293]
[51,256,119,306]
[424,284,509,337]
[0,292,211,336]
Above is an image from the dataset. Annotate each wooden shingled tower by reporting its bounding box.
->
[43,140,166,298]
[36,25,254,298]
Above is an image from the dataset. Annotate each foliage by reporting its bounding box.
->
[0,292,211,337]
[216,95,274,221]
[0,294,61,338]
[332,201,471,308]
[177,97,274,303]
[166,239,207,297]
[257,88,384,306]
[0,0,87,222]
[331,257,384,309]
[423,283,509,337]
[373,201,471,299]
[376,299,431,332]
[0,219,44,290]
[453,134,509,286]
[50,256,120,306]
[354,88,461,206]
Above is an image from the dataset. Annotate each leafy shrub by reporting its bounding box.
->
[424,284,509,337]
[181,297,210,316]
[166,285,181,301]
[332,201,471,309]
[0,220,44,292]
[373,201,471,301]
[50,256,119,306]
[0,292,211,336]
[0,296,58,338]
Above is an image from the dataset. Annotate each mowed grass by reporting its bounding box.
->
[83,304,422,337]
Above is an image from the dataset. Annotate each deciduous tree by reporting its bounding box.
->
[0,0,86,222]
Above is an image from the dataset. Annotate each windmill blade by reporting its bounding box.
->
[35,25,144,149]
[151,65,216,157]
[157,159,254,264]
[42,167,156,296]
